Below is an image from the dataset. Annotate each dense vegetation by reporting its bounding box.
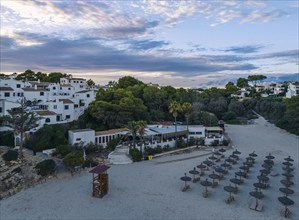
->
[35,159,56,176]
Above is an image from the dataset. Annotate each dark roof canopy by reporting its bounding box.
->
[89,165,110,174]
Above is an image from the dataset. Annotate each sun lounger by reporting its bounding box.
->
[193,177,200,183]
[250,200,257,210]
[256,201,263,211]
[226,196,235,204]
[182,185,190,192]
[212,182,218,188]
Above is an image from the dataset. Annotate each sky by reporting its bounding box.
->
[1,0,298,87]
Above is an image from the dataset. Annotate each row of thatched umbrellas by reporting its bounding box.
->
[278,156,295,218]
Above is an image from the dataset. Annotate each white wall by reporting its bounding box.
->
[68,129,95,146]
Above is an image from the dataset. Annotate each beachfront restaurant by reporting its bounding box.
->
[205,127,224,145]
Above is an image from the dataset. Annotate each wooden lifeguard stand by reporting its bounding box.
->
[89,165,110,198]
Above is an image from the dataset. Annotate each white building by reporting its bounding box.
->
[187,125,205,139]
[95,128,129,147]
[286,82,299,98]
[0,99,21,116]
[68,129,95,146]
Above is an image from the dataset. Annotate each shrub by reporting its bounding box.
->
[188,137,196,146]
[35,159,56,176]
[211,140,219,146]
[145,147,156,155]
[156,145,163,153]
[63,151,84,167]
[83,158,98,168]
[176,138,187,148]
[2,150,19,161]
[56,145,73,157]
[222,139,230,146]
[106,138,120,151]
[0,131,14,147]
[129,148,142,162]
[163,144,170,151]
[222,111,237,121]
[12,167,22,173]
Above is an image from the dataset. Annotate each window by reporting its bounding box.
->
[13,93,15,96]
[68,88,71,90]
[40,92,44,96]
[53,105,57,109]
[4,92,10,97]
[189,132,195,135]
[0,107,2,113]
[99,137,102,143]
[105,136,108,142]
[87,94,90,98]
[196,132,202,135]
[74,104,78,108]
[45,118,50,123]
[66,115,70,119]
[16,84,21,88]
[76,138,81,141]
[53,87,56,90]
[64,105,69,110]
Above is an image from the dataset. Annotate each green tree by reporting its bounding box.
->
[117,76,144,89]
[228,100,245,116]
[169,101,181,133]
[4,99,39,157]
[247,75,267,86]
[225,82,239,94]
[237,78,249,88]
[87,79,95,86]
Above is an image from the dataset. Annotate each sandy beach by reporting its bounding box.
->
[1,116,298,220]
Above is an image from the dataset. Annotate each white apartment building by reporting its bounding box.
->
[286,82,299,98]
[0,74,96,127]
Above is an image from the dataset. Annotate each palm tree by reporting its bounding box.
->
[181,102,192,144]
[181,102,192,131]
[169,101,181,133]
[127,121,138,148]
[137,120,147,153]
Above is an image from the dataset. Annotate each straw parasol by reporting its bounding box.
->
[278,196,294,217]
[279,188,294,197]
[284,156,294,162]
[249,151,257,157]
[265,153,275,160]
[189,167,200,182]
[280,179,294,187]
[197,163,207,175]
[224,184,237,203]
[201,178,212,197]
[180,173,192,191]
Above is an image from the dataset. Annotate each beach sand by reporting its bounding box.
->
[1,116,298,220]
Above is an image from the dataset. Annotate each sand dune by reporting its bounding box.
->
[1,116,298,220]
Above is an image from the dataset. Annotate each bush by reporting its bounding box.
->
[106,138,120,151]
[12,167,22,173]
[83,158,98,168]
[176,138,187,148]
[163,144,170,151]
[211,140,219,146]
[0,131,14,147]
[35,159,56,176]
[222,139,230,146]
[63,151,84,167]
[188,137,196,146]
[129,148,142,162]
[56,145,73,157]
[156,145,163,153]
[2,150,19,161]
[222,111,237,121]
[145,147,157,155]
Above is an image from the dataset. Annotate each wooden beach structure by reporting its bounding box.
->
[89,165,110,198]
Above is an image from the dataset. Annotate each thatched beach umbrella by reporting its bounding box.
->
[283,167,294,172]
[180,173,192,191]
[284,156,294,162]
[279,187,294,197]
[230,178,242,189]
[197,163,207,175]
[201,178,212,197]
[209,154,218,161]
[224,184,237,203]
[282,173,294,179]
[235,171,247,180]
[260,169,270,175]
[189,167,200,182]
[250,188,264,207]
[283,161,293,166]
[257,175,269,183]
[249,151,257,157]
[264,159,274,165]
[278,196,294,218]
[280,179,294,187]
[209,172,220,186]
[265,153,275,160]
[233,149,241,155]
[239,165,249,172]
[253,182,266,191]
[262,163,272,170]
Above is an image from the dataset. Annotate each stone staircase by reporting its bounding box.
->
[108,145,132,165]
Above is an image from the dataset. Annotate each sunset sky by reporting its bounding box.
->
[1,0,298,87]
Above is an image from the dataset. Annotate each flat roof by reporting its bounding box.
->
[205,127,223,131]
[0,87,14,91]
[35,110,57,116]
[89,165,110,174]
[59,99,74,104]
[95,128,129,136]
[70,128,94,133]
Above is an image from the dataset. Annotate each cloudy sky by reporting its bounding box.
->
[1,0,298,87]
